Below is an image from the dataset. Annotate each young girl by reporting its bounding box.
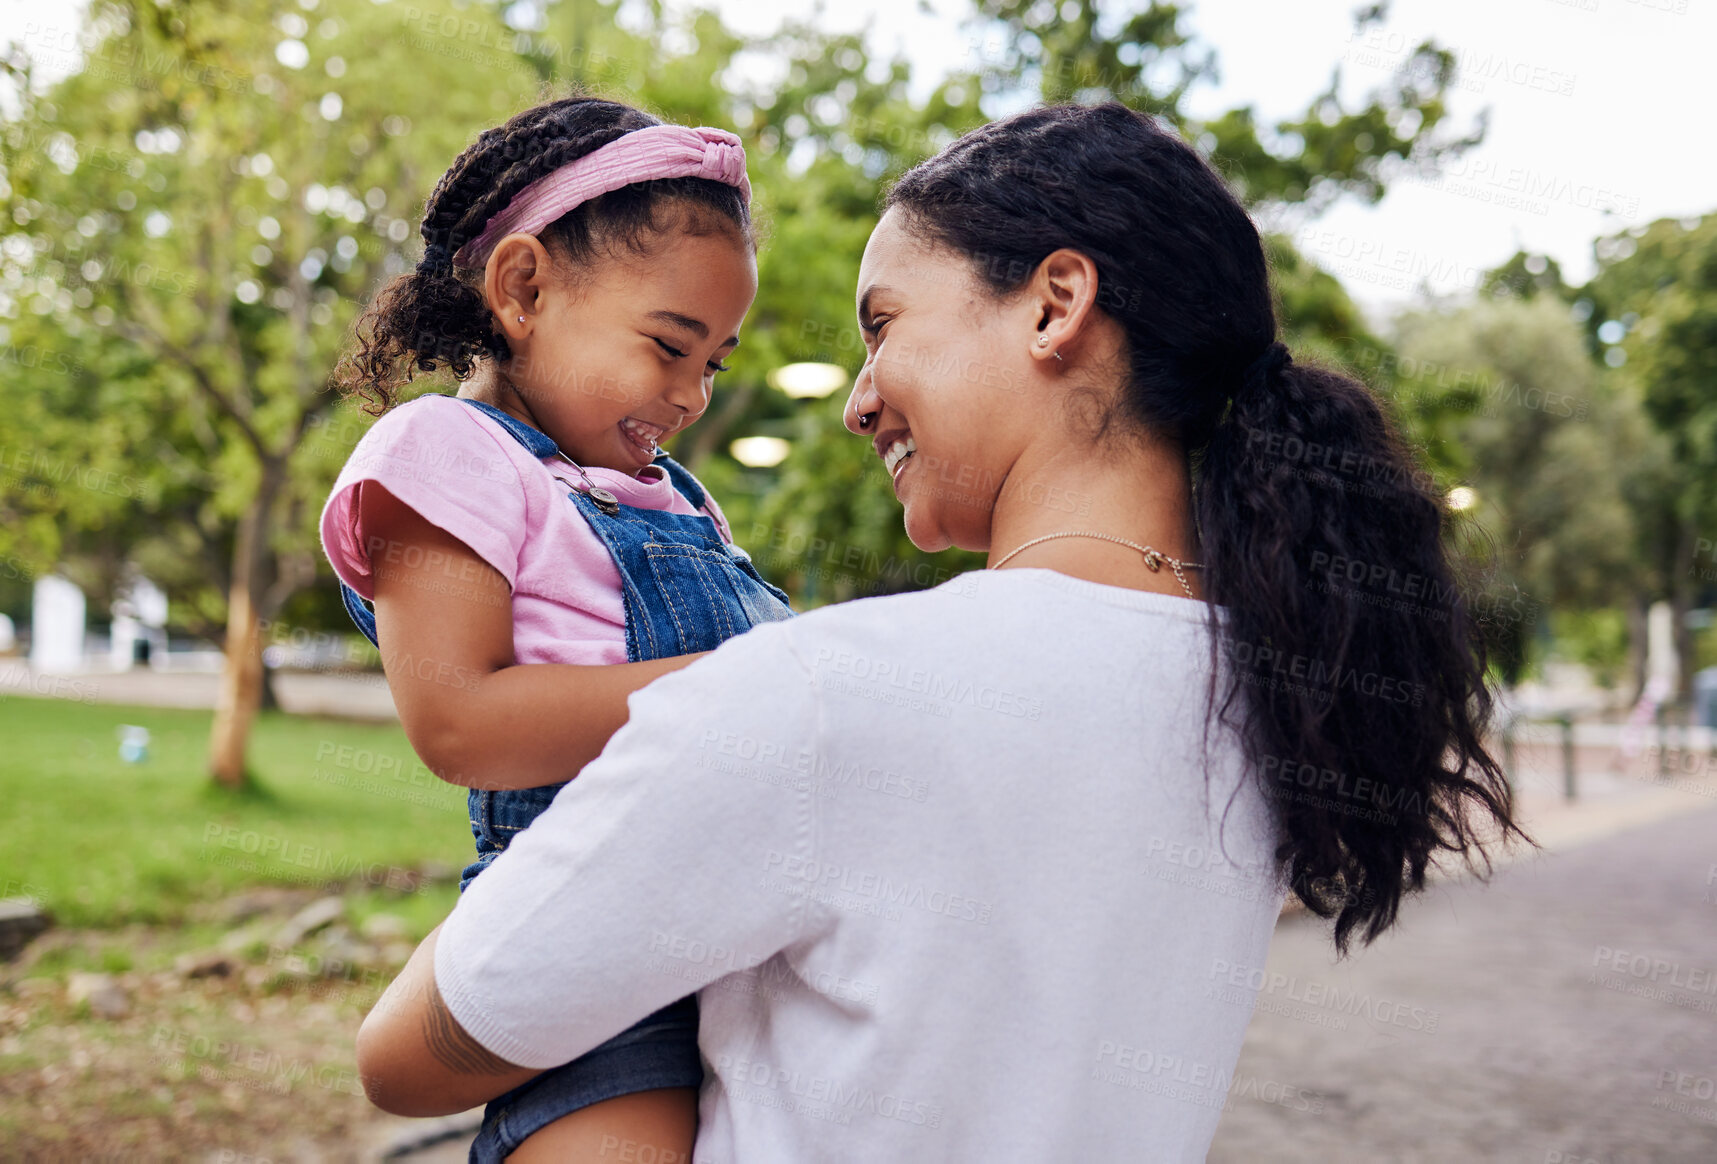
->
[321,96,793,1163]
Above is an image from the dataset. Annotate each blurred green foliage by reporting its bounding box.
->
[0,0,1704,733]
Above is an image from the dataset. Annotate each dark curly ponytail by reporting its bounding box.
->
[888,102,1525,953]
[337,95,755,414]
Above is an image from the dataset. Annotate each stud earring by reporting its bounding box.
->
[517,315,525,323]
[1036,335,1050,348]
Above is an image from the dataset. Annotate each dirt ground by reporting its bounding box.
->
[0,892,451,1163]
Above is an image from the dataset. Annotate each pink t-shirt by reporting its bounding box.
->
[320,394,735,666]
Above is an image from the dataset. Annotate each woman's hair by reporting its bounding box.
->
[337,95,755,413]
[887,102,1524,953]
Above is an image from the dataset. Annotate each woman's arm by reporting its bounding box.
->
[361,481,708,790]
[358,619,818,1111]
[356,923,541,1115]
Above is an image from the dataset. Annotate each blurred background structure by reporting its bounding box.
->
[0,0,1712,1159]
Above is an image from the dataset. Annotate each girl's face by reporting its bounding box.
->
[493,224,758,474]
[841,209,1048,553]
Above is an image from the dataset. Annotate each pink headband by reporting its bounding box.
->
[452,124,752,268]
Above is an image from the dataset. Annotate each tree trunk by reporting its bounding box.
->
[207,459,283,788]
[1672,514,1699,709]
[1624,589,1650,708]
[208,580,263,788]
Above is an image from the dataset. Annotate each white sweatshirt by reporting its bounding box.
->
[436,567,1288,1163]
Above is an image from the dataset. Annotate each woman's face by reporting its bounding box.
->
[842,209,1048,553]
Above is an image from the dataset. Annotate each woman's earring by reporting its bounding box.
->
[1036,335,1050,348]
[517,315,525,324]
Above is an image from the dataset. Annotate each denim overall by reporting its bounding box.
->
[340,397,794,1160]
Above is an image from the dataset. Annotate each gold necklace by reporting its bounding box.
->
[991,531,1204,598]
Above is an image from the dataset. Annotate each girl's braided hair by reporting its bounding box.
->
[337,95,754,413]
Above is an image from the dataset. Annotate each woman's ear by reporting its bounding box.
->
[1028,248,1103,364]
[482,233,554,343]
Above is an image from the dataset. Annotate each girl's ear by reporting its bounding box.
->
[483,233,555,341]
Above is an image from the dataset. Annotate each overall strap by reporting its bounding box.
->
[458,396,708,510]
[341,580,380,649]
[338,396,714,646]
[456,397,559,459]
[651,454,707,510]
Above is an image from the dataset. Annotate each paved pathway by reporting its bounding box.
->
[1208,803,1717,1163]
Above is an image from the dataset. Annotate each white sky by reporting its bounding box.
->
[4,0,1711,327]
[691,0,1717,326]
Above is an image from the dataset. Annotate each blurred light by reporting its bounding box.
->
[1605,347,1628,368]
[768,361,848,398]
[275,39,310,69]
[1446,486,1478,512]
[143,211,171,238]
[319,93,343,121]
[730,436,791,467]
[1596,319,1626,345]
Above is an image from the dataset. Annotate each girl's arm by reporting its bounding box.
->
[361,481,709,791]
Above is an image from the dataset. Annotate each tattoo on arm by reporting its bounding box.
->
[422,978,517,1076]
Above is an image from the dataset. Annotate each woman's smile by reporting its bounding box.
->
[884,434,917,483]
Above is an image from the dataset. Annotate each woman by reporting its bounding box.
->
[356,102,1520,1162]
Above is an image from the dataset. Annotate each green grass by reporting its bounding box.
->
[0,695,469,928]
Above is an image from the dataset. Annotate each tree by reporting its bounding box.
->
[1582,214,1717,702]
[730,0,1487,602]
[0,0,535,784]
[0,0,1508,788]
[1391,295,1652,686]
